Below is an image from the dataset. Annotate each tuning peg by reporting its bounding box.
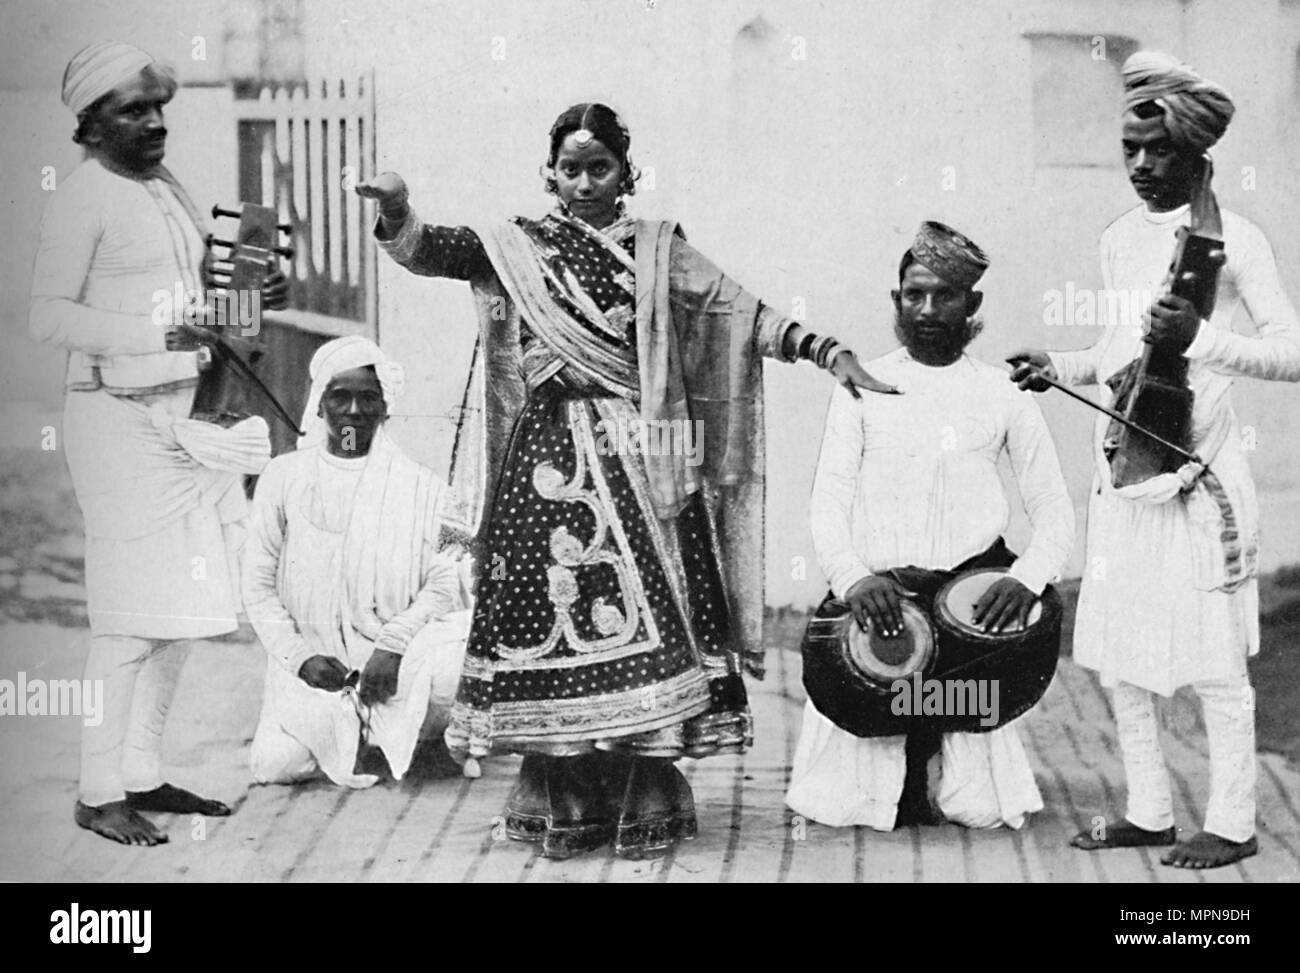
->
[274,245,295,260]
[211,205,242,220]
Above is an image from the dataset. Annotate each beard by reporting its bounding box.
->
[894,310,983,364]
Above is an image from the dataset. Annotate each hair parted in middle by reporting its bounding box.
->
[541,102,639,197]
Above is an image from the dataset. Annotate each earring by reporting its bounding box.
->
[621,157,640,197]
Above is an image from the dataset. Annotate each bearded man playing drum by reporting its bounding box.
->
[1010,52,1300,869]
[787,222,1075,831]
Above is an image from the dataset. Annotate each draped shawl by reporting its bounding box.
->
[443,220,769,674]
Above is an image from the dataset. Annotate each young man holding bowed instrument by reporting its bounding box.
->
[1010,51,1300,869]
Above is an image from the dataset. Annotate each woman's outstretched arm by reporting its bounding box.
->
[668,235,897,397]
[359,172,493,281]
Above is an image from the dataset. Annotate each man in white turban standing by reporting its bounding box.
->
[29,41,288,846]
[243,337,472,788]
[1011,51,1300,868]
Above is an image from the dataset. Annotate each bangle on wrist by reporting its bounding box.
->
[817,340,846,370]
[810,334,838,368]
[796,331,818,361]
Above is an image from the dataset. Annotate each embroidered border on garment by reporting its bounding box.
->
[493,400,663,668]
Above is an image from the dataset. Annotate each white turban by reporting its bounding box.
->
[1122,50,1235,152]
[61,40,174,116]
[299,336,405,449]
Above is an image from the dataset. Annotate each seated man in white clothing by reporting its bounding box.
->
[787,222,1075,830]
[243,336,472,787]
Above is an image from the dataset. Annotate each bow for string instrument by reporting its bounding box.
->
[1026,156,1224,487]
[190,202,303,436]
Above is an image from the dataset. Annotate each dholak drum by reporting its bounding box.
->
[800,593,939,738]
[929,568,1062,733]
[801,569,1062,738]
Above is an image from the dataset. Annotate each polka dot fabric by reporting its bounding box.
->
[446,215,747,749]
[456,384,745,733]
[409,217,634,320]
[410,224,494,281]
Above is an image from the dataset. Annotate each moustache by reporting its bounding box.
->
[894,311,980,351]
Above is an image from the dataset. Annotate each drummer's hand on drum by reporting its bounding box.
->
[844,575,906,638]
[1005,349,1056,392]
[355,171,410,223]
[971,576,1035,634]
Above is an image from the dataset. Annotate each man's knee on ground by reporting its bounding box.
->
[249,725,319,784]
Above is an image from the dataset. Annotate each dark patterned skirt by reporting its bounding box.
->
[445,381,751,857]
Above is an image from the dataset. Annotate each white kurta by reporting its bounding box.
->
[29,158,203,392]
[243,437,470,786]
[29,157,264,639]
[1051,204,1300,695]
[787,350,1075,829]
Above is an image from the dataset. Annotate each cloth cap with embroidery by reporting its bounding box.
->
[910,220,989,289]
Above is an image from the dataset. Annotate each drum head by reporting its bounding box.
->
[937,569,1041,637]
[843,600,934,688]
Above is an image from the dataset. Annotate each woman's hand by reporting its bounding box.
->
[828,350,899,398]
[355,172,410,221]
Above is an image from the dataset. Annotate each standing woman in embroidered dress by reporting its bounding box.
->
[357,103,894,860]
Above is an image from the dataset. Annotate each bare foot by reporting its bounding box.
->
[75,800,169,847]
[1070,818,1176,850]
[1161,831,1258,869]
[126,783,231,816]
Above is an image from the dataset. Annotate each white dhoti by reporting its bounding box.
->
[243,343,476,790]
[62,386,269,639]
[786,702,1043,830]
[250,609,471,786]
[63,385,270,805]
